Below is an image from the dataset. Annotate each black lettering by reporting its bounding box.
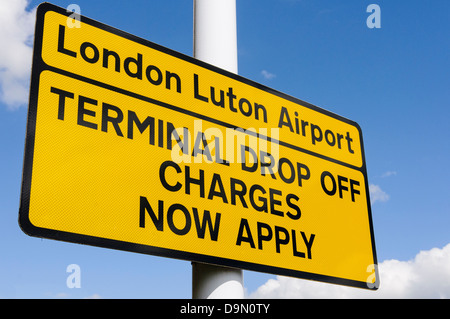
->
[167,203,191,235]
[239,98,252,117]
[257,222,272,250]
[321,171,336,196]
[192,208,221,241]
[102,48,120,72]
[297,162,310,187]
[350,179,361,202]
[193,74,208,102]
[173,127,190,155]
[101,103,124,137]
[158,119,164,148]
[166,122,179,150]
[337,175,349,199]
[301,231,315,259]
[269,188,283,217]
[207,173,228,203]
[274,226,289,253]
[277,107,293,132]
[185,166,205,198]
[167,123,189,154]
[325,129,335,146]
[165,71,181,93]
[293,112,300,134]
[80,42,99,63]
[214,137,229,165]
[50,87,74,120]
[337,133,344,149]
[139,197,163,231]
[159,160,182,192]
[286,193,301,220]
[260,151,276,179]
[230,178,248,208]
[124,53,143,80]
[236,218,255,248]
[77,95,97,130]
[192,132,212,161]
[241,145,258,172]
[291,230,305,258]
[57,25,76,57]
[301,120,309,136]
[127,110,155,145]
[254,103,268,123]
[145,65,163,85]
[278,158,295,184]
[249,184,267,212]
[310,124,323,145]
[210,86,225,108]
[226,87,237,112]
[346,131,355,154]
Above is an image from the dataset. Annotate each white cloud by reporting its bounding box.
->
[249,243,450,299]
[54,292,69,298]
[369,184,389,204]
[381,171,397,178]
[261,70,276,80]
[53,292,102,299]
[0,0,36,109]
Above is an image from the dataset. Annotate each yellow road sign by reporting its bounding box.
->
[19,3,378,289]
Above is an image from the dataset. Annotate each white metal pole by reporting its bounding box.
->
[193,0,238,73]
[192,0,244,299]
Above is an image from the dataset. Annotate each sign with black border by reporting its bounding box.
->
[19,3,378,290]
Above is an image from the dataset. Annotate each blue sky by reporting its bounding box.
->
[0,0,449,298]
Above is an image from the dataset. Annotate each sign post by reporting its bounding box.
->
[192,0,244,299]
[19,2,379,296]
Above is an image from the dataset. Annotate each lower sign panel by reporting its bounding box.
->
[20,70,378,289]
